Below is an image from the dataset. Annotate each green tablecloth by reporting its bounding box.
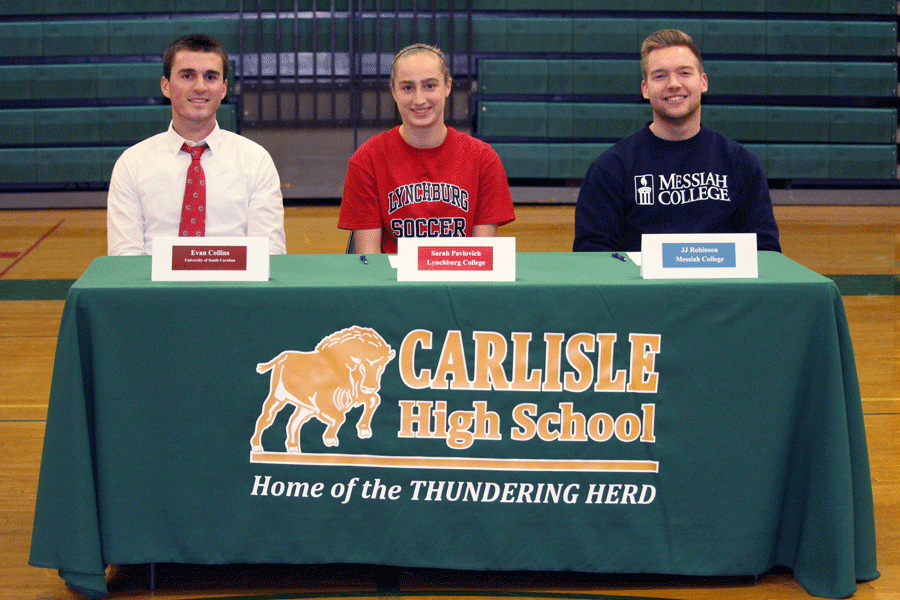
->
[30,252,878,598]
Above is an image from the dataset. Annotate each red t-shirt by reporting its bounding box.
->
[339,126,516,254]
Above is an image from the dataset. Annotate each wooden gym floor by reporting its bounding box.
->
[1,203,898,599]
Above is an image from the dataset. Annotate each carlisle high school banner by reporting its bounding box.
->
[30,254,877,599]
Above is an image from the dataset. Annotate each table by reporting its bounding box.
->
[30,253,878,599]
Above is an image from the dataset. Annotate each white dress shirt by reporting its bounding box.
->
[107,122,286,256]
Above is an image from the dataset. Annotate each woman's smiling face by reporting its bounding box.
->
[391,51,452,134]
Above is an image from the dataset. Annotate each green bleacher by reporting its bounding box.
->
[1,0,896,13]
[0,105,236,144]
[3,16,894,58]
[472,18,896,55]
[0,105,236,185]
[472,10,899,182]
[0,13,239,189]
[0,63,236,101]
[0,1,898,188]
[478,102,896,144]
[488,142,897,180]
[477,59,898,97]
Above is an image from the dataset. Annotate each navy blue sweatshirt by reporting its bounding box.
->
[574,124,781,253]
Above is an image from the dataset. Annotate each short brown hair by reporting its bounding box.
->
[640,29,703,80]
[163,34,229,81]
[390,43,450,90]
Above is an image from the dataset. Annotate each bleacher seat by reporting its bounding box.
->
[830,108,896,144]
[492,142,897,180]
[0,63,236,102]
[701,20,766,55]
[38,146,104,182]
[0,104,237,147]
[829,145,898,179]
[0,9,246,190]
[0,146,131,185]
[702,61,768,96]
[478,59,552,95]
[767,107,831,143]
[44,21,110,56]
[492,143,614,180]
[766,145,831,179]
[0,22,43,56]
[478,101,896,145]
[571,18,640,54]
[34,64,102,100]
[96,64,172,99]
[702,106,768,141]
[473,21,897,178]
[477,23,898,183]
[0,3,896,188]
[479,0,896,13]
[479,101,649,140]
[477,59,898,98]
[468,17,896,56]
[0,149,38,184]
[830,62,897,97]
[0,110,35,144]
[0,0,279,16]
[494,143,551,178]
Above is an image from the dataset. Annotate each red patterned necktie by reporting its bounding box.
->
[179,142,208,237]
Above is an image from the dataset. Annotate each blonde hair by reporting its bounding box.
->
[390,43,450,89]
[640,29,703,80]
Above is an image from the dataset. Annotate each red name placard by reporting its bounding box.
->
[418,246,494,271]
[172,246,248,271]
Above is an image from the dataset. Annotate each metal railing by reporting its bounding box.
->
[236,0,474,141]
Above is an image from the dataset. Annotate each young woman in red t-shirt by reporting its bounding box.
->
[338,43,515,254]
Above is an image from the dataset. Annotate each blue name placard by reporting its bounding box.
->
[642,234,757,279]
[662,243,736,268]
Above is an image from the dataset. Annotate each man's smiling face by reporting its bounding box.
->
[641,45,708,130]
[161,50,227,136]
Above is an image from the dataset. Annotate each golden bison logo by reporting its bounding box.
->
[251,326,396,453]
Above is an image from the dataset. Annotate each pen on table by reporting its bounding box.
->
[612,252,627,262]
[360,255,368,265]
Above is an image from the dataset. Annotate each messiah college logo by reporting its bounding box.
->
[250,326,396,454]
[634,175,654,205]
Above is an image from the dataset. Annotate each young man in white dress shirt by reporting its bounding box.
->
[107,34,286,256]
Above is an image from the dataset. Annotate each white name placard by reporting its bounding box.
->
[151,236,270,282]
[641,233,758,279]
[396,237,516,282]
